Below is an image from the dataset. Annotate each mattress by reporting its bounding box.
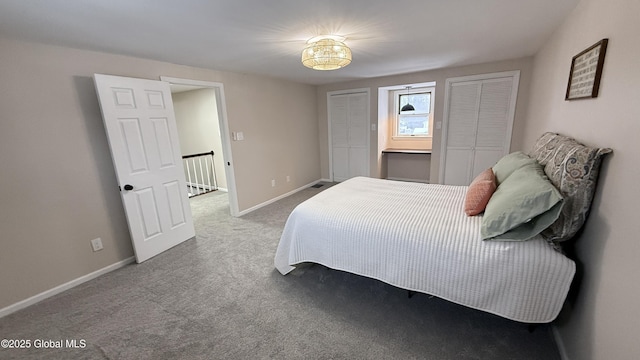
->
[274,177,576,323]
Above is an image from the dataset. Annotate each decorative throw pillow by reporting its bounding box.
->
[529,132,612,242]
[529,132,562,166]
[492,151,537,185]
[464,168,497,216]
[482,162,564,241]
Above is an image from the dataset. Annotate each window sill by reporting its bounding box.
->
[382,148,432,155]
[392,136,432,141]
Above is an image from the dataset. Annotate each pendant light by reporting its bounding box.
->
[401,86,415,112]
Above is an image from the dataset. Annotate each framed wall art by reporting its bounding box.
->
[565,38,608,100]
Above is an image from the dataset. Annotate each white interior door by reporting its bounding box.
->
[347,92,369,178]
[329,90,369,182]
[440,71,519,185]
[442,81,481,185]
[330,95,350,182]
[94,73,195,263]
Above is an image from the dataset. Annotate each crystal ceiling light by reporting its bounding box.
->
[301,35,352,70]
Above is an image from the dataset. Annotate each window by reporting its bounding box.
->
[394,87,434,138]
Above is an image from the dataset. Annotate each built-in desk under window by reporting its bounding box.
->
[382,148,432,183]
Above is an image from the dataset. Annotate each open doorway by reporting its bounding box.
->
[161,76,240,217]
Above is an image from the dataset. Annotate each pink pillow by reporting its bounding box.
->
[464,168,497,216]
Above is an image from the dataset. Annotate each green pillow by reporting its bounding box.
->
[481,162,564,241]
[492,151,536,185]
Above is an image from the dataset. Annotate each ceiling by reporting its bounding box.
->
[0,0,580,85]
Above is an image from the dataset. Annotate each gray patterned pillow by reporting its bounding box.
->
[529,132,612,242]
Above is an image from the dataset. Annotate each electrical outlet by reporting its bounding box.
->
[91,238,103,252]
[271,179,276,187]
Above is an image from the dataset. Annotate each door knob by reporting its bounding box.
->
[123,184,134,191]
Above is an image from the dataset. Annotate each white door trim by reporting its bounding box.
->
[439,70,520,184]
[327,88,371,182]
[160,76,240,217]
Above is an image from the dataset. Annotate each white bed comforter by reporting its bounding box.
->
[274,177,575,323]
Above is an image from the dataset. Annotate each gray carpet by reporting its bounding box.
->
[0,185,562,359]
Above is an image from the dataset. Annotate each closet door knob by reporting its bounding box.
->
[123,184,134,191]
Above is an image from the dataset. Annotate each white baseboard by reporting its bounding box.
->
[236,179,323,216]
[319,178,332,183]
[0,256,135,318]
[552,325,570,360]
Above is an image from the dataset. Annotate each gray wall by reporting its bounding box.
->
[521,0,640,358]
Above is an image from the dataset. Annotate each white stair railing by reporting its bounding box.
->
[181,151,218,198]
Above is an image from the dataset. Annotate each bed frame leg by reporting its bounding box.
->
[407,290,416,299]
[527,324,538,333]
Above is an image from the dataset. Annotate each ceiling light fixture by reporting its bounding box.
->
[301,35,352,71]
[401,86,415,112]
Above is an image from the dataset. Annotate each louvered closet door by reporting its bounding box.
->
[347,93,368,178]
[331,95,350,181]
[330,91,369,182]
[473,78,515,176]
[441,72,519,186]
[443,81,481,185]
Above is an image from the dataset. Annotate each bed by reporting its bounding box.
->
[274,133,611,323]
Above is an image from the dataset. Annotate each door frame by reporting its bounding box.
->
[160,76,240,217]
[438,70,520,184]
[327,88,371,182]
